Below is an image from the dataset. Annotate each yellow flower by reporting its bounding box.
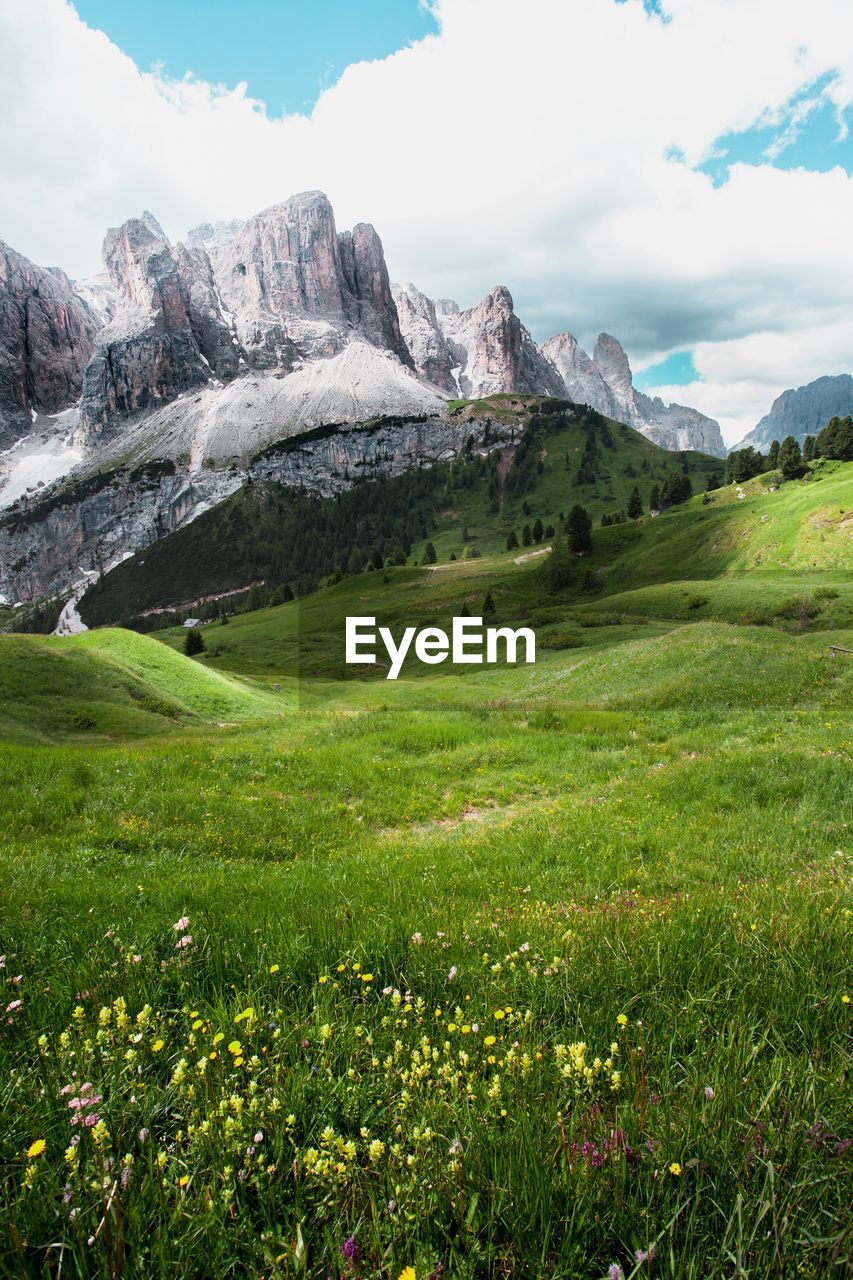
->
[361,974,374,983]
[493,1010,505,1021]
[26,1139,46,1159]
[319,976,329,984]
[234,1008,255,1023]
[227,1041,242,1055]
[843,995,850,1004]
[484,1035,496,1046]
[212,1032,224,1045]
[269,964,280,974]
[669,1162,682,1176]
[178,1174,189,1187]
[398,1269,417,1280]
[616,1014,628,1026]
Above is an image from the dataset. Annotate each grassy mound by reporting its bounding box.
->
[0,627,282,744]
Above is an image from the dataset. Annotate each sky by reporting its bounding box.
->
[0,0,851,446]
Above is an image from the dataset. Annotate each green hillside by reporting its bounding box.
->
[147,458,852,681]
[78,398,723,627]
[0,627,283,744]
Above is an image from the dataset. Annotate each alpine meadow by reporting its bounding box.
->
[1,0,853,1274]
[1,394,850,1278]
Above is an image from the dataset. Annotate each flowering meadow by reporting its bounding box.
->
[0,621,850,1277]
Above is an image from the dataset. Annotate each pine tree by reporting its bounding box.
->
[567,504,592,554]
[802,435,815,462]
[649,484,661,512]
[532,517,544,542]
[505,530,519,551]
[778,436,804,480]
[767,440,780,468]
[184,628,205,657]
[424,541,437,564]
[548,534,574,589]
[627,486,643,519]
[522,524,532,547]
[482,591,496,614]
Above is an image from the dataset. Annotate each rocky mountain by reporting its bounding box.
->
[544,330,726,456]
[733,374,853,452]
[0,241,101,449]
[431,286,565,400]
[1,188,734,608]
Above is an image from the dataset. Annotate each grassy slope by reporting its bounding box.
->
[151,461,853,681]
[0,622,850,1276]
[0,628,283,744]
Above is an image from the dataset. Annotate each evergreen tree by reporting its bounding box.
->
[649,484,661,512]
[183,628,205,657]
[482,590,496,615]
[802,435,815,462]
[767,440,780,468]
[816,415,853,460]
[706,474,720,492]
[423,541,437,564]
[522,524,532,546]
[548,534,574,589]
[567,504,592,554]
[778,435,804,480]
[347,546,365,575]
[532,517,544,542]
[505,530,519,551]
[545,524,555,539]
[627,486,643,519]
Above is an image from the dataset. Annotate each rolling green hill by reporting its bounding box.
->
[0,627,283,744]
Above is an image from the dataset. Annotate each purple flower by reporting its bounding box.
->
[704,1085,715,1100]
[341,1235,359,1267]
[608,1265,624,1280]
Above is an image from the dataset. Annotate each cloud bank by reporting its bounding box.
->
[0,0,851,443]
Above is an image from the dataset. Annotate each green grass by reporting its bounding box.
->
[0,628,283,744]
[0,617,851,1278]
[0,456,851,1277]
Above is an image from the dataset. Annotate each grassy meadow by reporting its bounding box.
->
[0,463,851,1278]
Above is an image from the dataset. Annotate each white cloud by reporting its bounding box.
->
[0,0,851,442]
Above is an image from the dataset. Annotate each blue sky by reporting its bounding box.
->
[73,0,437,116]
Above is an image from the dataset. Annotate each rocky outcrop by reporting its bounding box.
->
[78,213,238,446]
[542,332,613,416]
[207,192,410,370]
[0,411,511,603]
[392,283,456,391]
[436,286,564,399]
[545,329,726,456]
[733,374,853,452]
[0,241,100,449]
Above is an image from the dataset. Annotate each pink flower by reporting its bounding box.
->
[83,1113,99,1127]
[6,999,22,1012]
[448,966,458,981]
[704,1086,715,1100]
[175,934,193,950]
[172,916,190,932]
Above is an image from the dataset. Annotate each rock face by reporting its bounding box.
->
[0,241,100,449]
[78,213,239,446]
[78,193,414,446]
[435,286,564,399]
[733,374,853,452]
[0,410,512,603]
[392,283,456,392]
[546,330,726,456]
[542,332,613,415]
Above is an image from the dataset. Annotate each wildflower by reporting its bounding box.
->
[635,1245,657,1264]
[269,964,280,974]
[178,1174,189,1188]
[608,1266,624,1280]
[175,935,193,950]
[843,995,850,1004]
[484,1034,496,1046]
[341,1236,360,1267]
[411,932,424,945]
[493,1010,505,1021]
[172,916,190,931]
[6,999,22,1013]
[152,1038,165,1053]
[448,966,458,981]
[399,1269,417,1280]
[616,1014,628,1026]
[704,1086,715,1100]
[26,1139,46,1159]
[669,1162,682,1176]
[368,1139,386,1163]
